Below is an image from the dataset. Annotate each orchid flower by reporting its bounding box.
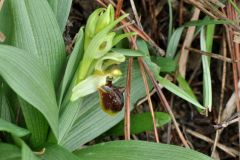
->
[70,5,134,102]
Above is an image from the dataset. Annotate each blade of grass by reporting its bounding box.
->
[200,26,213,111]
[166,19,231,58]
[167,0,173,42]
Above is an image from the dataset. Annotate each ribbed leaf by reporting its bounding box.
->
[8,0,65,147]
[0,45,59,140]
[59,62,148,151]
[0,118,29,137]
[41,145,79,160]
[47,0,73,32]
[0,143,21,160]
[9,0,65,83]
[13,136,40,160]
[58,28,84,143]
[74,141,212,160]
[59,28,84,106]
[106,112,171,136]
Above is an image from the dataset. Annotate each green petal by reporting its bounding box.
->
[95,52,125,71]
[71,74,108,101]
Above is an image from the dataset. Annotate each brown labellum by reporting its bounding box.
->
[98,77,125,115]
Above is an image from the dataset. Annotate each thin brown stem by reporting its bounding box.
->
[138,58,160,143]
[211,35,227,157]
[124,58,133,140]
[139,58,190,148]
[115,0,124,18]
[185,47,235,63]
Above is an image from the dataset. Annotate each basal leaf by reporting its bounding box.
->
[0,143,21,160]
[0,118,29,137]
[41,145,79,160]
[75,141,212,160]
[47,0,73,32]
[58,28,84,106]
[8,0,65,147]
[0,45,59,141]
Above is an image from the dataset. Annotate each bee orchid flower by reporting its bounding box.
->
[70,4,133,106]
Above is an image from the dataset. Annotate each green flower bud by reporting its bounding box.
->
[95,4,115,34]
[84,8,104,50]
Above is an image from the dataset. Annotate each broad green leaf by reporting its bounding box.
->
[13,136,40,160]
[56,0,73,32]
[58,99,83,143]
[74,141,212,160]
[19,100,49,148]
[0,143,21,160]
[156,75,204,109]
[9,0,65,83]
[176,74,197,100]
[47,0,73,32]
[59,62,149,151]
[8,0,65,147]
[0,45,59,141]
[106,112,171,136]
[166,19,231,58]
[41,145,79,160]
[47,0,58,15]
[111,48,145,57]
[58,28,84,106]
[151,56,177,73]
[0,118,29,137]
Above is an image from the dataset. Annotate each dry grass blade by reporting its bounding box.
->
[186,129,238,157]
[0,0,4,11]
[178,8,200,78]
[186,47,234,63]
[225,4,240,156]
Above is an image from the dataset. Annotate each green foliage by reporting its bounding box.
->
[151,56,177,73]
[106,112,171,136]
[74,141,213,160]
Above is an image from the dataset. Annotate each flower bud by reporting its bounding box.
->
[84,8,104,50]
[95,4,115,34]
